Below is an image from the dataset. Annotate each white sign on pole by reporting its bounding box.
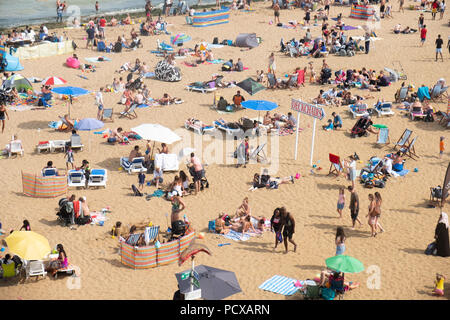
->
[291,99,325,162]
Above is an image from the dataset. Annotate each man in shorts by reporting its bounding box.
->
[232,90,245,109]
[348,186,362,230]
[435,34,444,62]
[86,25,95,50]
[189,153,203,195]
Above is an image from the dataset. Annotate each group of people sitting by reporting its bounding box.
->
[57,194,93,226]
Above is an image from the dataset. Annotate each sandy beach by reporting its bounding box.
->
[0,2,449,300]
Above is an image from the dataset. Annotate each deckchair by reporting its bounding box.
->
[376,127,390,145]
[25,260,47,280]
[285,74,299,89]
[348,104,369,118]
[374,102,395,117]
[120,157,147,174]
[208,220,216,233]
[68,170,86,188]
[249,143,267,163]
[438,111,450,127]
[399,136,419,159]
[430,84,449,102]
[393,129,412,150]
[185,16,193,25]
[144,225,160,245]
[8,140,24,157]
[42,168,57,176]
[287,44,299,58]
[267,73,278,89]
[102,108,114,122]
[70,135,84,151]
[119,104,138,119]
[126,233,142,246]
[330,276,346,300]
[394,86,409,103]
[328,153,344,177]
[88,169,107,188]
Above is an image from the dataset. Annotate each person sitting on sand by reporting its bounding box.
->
[235,197,251,217]
[215,213,231,234]
[231,216,257,236]
[122,14,132,25]
[391,152,405,172]
[157,93,173,105]
[108,127,124,144]
[318,270,360,290]
[112,221,124,237]
[205,50,214,61]
[151,167,163,189]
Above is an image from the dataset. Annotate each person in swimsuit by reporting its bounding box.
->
[337,187,345,218]
[273,3,281,25]
[47,244,68,277]
[281,207,297,253]
[366,193,377,237]
[270,208,283,249]
[215,213,230,234]
[335,226,346,255]
[235,197,251,217]
[170,195,186,236]
[374,192,385,234]
[0,101,10,133]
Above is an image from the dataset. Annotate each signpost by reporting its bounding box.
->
[291,99,325,165]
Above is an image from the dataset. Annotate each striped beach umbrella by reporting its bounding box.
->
[170,33,191,45]
[42,76,67,86]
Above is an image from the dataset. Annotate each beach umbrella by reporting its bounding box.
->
[74,118,104,151]
[131,124,181,144]
[236,78,266,96]
[5,231,51,261]
[325,255,364,274]
[241,100,279,122]
[51,86,90,117]
[42,76,67,86]
[175,265,242,300]
[178,241,212,266]
[170,33,191,46]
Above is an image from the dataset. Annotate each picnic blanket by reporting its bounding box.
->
[85,56,112,63]
[278,127,303,136]
[204,59,225,64]
[221,230,251,241]
[259,275,301,296]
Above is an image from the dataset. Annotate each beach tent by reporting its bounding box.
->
[154,60,182,82]
[235,33,259,49]
[1,74,33,93]
[237,78,266,95]
[350,4,375,20]
[0,46,24,72]
[192,8,230,27]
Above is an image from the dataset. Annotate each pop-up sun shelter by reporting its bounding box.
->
[235,33,259,48]
[0,45,24,72]
[1,74,33,92]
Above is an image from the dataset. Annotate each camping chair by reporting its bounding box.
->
[70,135,84,151]
[120,157,147,174]
[68,170,86,188]
[1,263,18,280]
[394,87,409,103]
[119,104,138,119]
[266,73,278,89]
[87,169,107,188]
[376,127,390,146]
[8,140,24,157]
[329,276,346,300]
[399,136,419,160]
[25,260,47,280]
[101,108,114,122]
[328,153,344,177]
[393,129,412,150]
[249,143,267,163]
[349,104,369,118]
[42,168,57,177]
[144,226,160,245]
[374,102,395,117]
[302,283,321,300]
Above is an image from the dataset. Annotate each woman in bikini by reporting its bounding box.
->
[235,197,251,217]
[366,193,377,237]
[215,213,231,234]
[374,192,385,234]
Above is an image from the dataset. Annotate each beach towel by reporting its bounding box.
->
[143,72,155,78]
[85,57,112,63]
[417,86,431,102]
[395,169,410,176]
[221,230,251,241]
[206,44,224,50]
[259,275,301,296]
[205,59,225,64]
[342,26,359,31]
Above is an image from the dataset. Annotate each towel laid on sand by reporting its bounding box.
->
[85,56,112,63]
[221,230,251,241]
[259,275,301,296]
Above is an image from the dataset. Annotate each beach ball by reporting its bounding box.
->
[198,232,205,239]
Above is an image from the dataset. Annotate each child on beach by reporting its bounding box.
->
[152,167,163,189]
[138,172,146,191]
[96,88,104,120]
[440,136,445,158]
[337,187,345,218]
[433,273,446,296]
[65,146,74,170]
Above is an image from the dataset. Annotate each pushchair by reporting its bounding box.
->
[126,75,144,91]
[56,198,74,226]
[188,166,209,191]
[350,116,373,138]
[320,68,332,84]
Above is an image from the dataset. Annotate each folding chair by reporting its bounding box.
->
[144,226,160,245]
[394,86,409,103]
[102,108,114,122]
[430,84,448,102]
[330,277,346,300]
[267,73,278,89]
[25,260,47,280]
[126,233,142,246]
[70,135,84,151]
[393,129,412,150]
[119,104,138,119]
[376,127,390,146]
[185,16,193,25]
[1,263,18,280]
[399,136,419,160]
[249,143,268,163]
[328,153,344,177]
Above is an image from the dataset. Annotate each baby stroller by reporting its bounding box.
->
[320,68,332,85]
[127,75,144,91]
[188,166,210,191]
[56,198,74,226]
[350,116,373,138]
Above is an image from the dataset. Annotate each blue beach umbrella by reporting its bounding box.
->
[51,86,90,117]
[241,100,279,122]
[74,118,104,151]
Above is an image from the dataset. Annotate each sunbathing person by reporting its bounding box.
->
[266,176,295,189]
[157,93,174,105]
[231,216,257,236]
[111,221,124,237]
[215,213,231,234]
[313,90,327,105]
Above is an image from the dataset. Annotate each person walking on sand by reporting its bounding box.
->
[373,192,385,235]
[398,0,404,12]
[65,146,74,170]
[270,208,283,250]
[280,207,297,253]
[366,193,377,236]
[95,88,104,120]
[348,186,362,230]
[268,53,276,77]
[420,25,427,46]
[335,227,346,255]
[337,187,345,218]
[440,1,446,20]
[95,1,99,14]
[436,34,444,62]
[273,2,280,25]
[0,101,10,133]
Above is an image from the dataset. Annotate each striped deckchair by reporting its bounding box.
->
[126,233,142,246]
[376,127,390,145]
[393,129,412,150]
[259,275,300,296]
[144,226,160,245]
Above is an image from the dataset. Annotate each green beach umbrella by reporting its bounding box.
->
[325,255,364,274]
[372,124,388,129]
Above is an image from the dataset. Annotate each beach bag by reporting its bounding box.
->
[374,180,385,188]
[425,242,437,255]
[132,184,143,197]
[321,287,335,300]
[213,37,219,44]
[222,64,231,71]
[97,41,106,52]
